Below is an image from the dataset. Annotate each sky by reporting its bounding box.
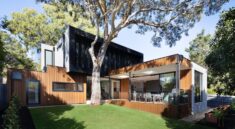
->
[1,0,235,61]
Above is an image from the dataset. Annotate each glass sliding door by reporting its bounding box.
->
[111,80,120,99]
[27,80,40,105]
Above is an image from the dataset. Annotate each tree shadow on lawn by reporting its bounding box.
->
[31,105,86,129]
[162,117,214,129]
[161,107,214,129]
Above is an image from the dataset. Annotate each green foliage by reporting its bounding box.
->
[2,96,21,129]
[185,30,227,94]
[205,8,235,95]
[212,108,224,119]
[185,30,211,67]
[0,2,95,74]
[231,102,235,111]
[2,3,95,50]
[207,87,216,95]
[43,3,96,36]
[0,33,6,73]
[0,31,35,76]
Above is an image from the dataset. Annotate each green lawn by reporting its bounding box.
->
[30,104,214,129]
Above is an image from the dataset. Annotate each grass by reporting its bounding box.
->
[30,104,214,129]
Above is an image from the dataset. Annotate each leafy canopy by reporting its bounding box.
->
[206,7,235,95]
[38,0,228,47]
[0,2,96,74]
[185,30,211,67]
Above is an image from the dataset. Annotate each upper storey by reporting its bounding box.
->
[41,26,144,76]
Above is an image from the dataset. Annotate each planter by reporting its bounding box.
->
[205,112,217,124]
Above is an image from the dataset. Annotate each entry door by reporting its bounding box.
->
[112,80,120,99]
[27,80,40,105]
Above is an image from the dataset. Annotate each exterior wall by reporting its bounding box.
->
[54,39,64,68]
[180,69,192,91]
[68,26,143,75]
[120,79,129,99]
[7,66,87,106]
[109,54,191,76]
[191,62,207,114]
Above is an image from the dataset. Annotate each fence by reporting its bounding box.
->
[207,95,235,108]
[0,84,7,110]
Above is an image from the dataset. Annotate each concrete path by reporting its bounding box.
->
[181,108,214,123]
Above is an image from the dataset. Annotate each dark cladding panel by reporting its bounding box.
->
[67,26,143,75]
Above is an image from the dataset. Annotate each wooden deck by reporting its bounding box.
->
[108,99,190,118]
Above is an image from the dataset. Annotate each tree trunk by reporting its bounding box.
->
[90,63,101,105]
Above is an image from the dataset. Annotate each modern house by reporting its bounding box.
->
[7,26,207,118]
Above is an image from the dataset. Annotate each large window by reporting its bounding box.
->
[53,82,83,92]
[45,50,53,66]
[27,80,40,104]
[160,73,175,92]
[194,71,203,102]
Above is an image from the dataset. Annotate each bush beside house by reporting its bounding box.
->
[2,96,21,129]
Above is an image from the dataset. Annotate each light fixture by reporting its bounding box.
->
[117,75,129,79]
[142,70,155,74]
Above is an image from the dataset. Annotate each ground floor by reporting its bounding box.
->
[6,55,208,118]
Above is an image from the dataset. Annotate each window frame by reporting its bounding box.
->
[159,72,176,92]
[44,49,54,67]
[194,70,203,103]
[26,79,40,105]
[52,82,84,92]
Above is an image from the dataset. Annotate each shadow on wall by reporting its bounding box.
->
[30,105,86,129]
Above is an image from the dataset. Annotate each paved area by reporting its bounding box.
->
[181,108,214,123]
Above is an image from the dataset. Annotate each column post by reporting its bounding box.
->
[128,72,132,101]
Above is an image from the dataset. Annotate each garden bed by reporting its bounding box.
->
[205,104,235,129]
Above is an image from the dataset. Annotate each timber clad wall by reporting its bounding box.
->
[120,79,129,99]
[109,54,191,75]
[7,66,86,106]
[109,100,190,118]
[67,26,143,75]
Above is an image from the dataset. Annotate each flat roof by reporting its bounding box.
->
[109,54,192,76]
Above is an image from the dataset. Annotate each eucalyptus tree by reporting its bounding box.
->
[38,0,228,105]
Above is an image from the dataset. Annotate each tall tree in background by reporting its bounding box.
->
[185,30,225,93]
[38,0,228,105]
[0,2,95,73]
[0,33,6,73]
[206,7,235,95]
[0,30,35,76]
[186,30,211,67]
[3,4,95,50]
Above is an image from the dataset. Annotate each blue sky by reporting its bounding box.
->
[1,0,235,61]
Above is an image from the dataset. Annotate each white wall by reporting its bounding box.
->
[40,44,54,70]
[191,62,208,114]
[54,38,64,67]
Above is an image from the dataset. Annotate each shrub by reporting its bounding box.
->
[2,96,21,129]
[212,108,224,119]
[231,102,235,111]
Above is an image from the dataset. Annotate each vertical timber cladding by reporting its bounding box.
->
[68,26,144,76]
[120,79,129,99]
[7,66,87,106]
